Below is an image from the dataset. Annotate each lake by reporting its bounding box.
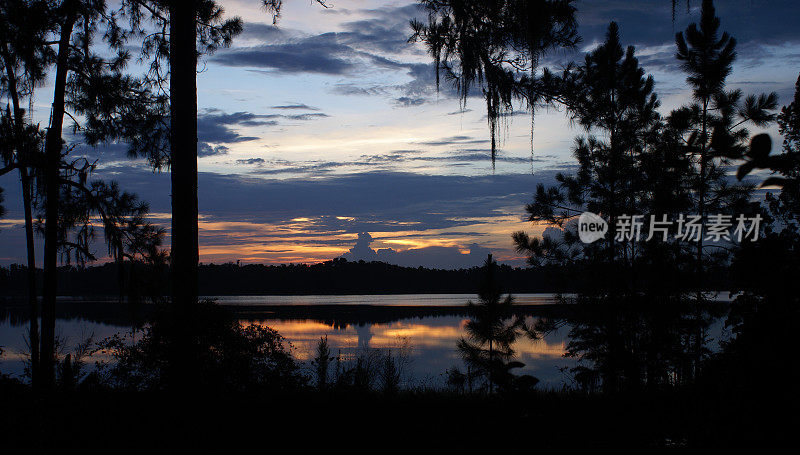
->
[203,293,566,306]
[0,293,729,389]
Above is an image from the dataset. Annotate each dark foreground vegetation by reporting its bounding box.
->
[0,296,794,451]
[1,381,791,452]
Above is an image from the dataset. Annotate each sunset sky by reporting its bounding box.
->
[1,0,799,268]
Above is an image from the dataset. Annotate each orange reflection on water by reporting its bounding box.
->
[241,317,568,363]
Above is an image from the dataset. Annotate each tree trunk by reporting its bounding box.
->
[40,9,76,388]
[693,98,709,381]
[168,0,199,387]
[169,0,198,308]
[21,167,38,384]
[488,339,493,394]
[0,40,40,385]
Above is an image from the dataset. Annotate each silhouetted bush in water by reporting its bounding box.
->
[311,336,333,390]
[457,255,539,394]
[55,334,95,391]
[12,331,97,390]
[560,294,730,393]
[0,346,23,388]
[445,366,467,393]
[322,337,412,393]
[95,300,305,391]
[329,348,381,392]
[378,340,412,394]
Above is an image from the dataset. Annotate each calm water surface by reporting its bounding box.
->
[202,293,565,306]
[0,294,576,388]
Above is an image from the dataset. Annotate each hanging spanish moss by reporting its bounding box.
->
[411,0,579,168]
[673,0,692,22]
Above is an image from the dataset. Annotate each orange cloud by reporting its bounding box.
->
[194,213,551,265]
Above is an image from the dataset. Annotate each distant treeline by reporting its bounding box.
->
[0,257,736,298]
[196,259,567,295]
[0,258,580,297]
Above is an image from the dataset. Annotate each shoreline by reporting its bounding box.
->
[0,299,571,327]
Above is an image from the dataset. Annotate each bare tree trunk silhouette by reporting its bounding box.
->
[40,6,76,388]
[488,339,493,394]
[20,166,37,382]
[694,98,708,382]
[0,40,39,385]
[168,0,199,386]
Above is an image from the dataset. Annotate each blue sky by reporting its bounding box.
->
[1,0,799,268]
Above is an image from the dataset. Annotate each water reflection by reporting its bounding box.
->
[246,317,573,386]
[0,312,574,387]
[0,317,124,378]
[204,293,563,306]
[562,295,730,392]
[1,296,727,390]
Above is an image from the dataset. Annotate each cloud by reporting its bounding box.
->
[329,59,459,105]
[343,232,378,261]
[197,110,271,145]
[214,0,800,112]
[574,0,800,66]
[331,83,389,97]
[199,170,556,230]
[242,148,537,175]
[236,158,265,165]
[212,33,357,75]
[336,3,425,55]
[271,103,319,110]
[247,159,380,175]
[395,96,425,107]
[238,22,286,41]
[413,153,536,164]
[196,109,329,153]
[576,0,800,47]
[70,141,138,164]
[53,166,555,230]
[213,8,455,105]
[378,244,492,269]
[416,135,488,147]
[341,231,492,269]
[199,144,230,158]
[282,113,329,120]
[1,166,556,267]
[447,109,473,115]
